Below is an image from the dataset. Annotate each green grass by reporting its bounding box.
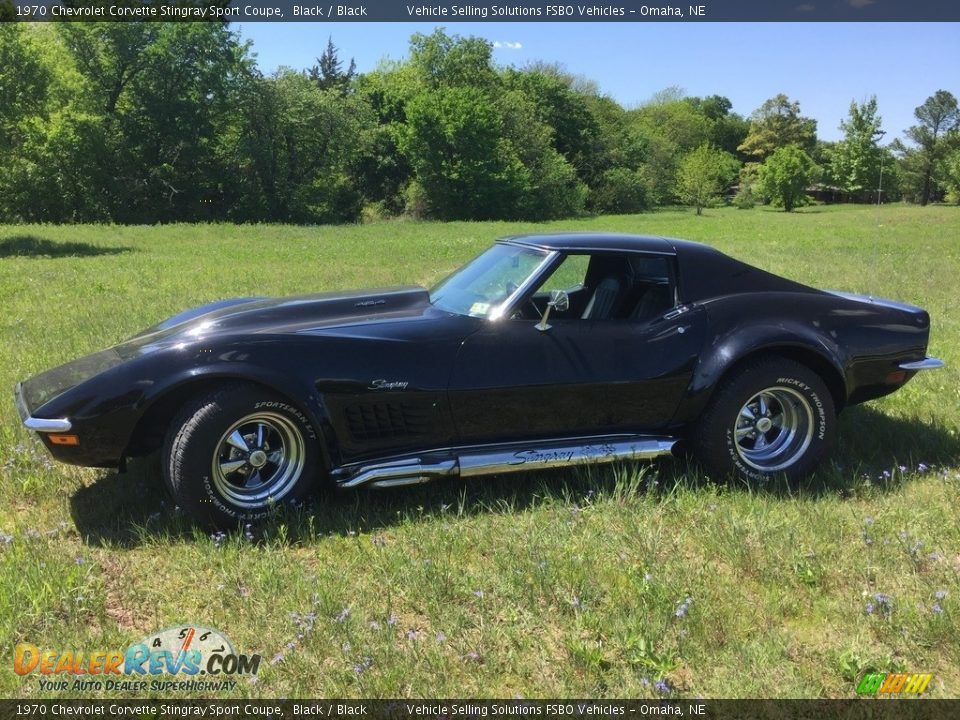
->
[0,204,958,699]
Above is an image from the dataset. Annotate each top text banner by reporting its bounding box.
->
[10,0,960,22]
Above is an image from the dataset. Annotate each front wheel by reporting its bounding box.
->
[162,383,321,529]
[692,358,836,482]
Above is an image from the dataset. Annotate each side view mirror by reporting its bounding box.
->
[537,289,570,332]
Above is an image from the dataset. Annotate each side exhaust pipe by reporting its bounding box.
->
[336,436,676,489]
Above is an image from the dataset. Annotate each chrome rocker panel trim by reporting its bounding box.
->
[333,434,677,489]
[899,356,945,370]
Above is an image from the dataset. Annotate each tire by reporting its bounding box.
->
[692,357,836,482]
[162,383,321,529]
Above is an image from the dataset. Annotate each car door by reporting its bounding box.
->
[447,252,706,445]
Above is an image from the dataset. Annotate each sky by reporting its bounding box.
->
[236,22,959,144]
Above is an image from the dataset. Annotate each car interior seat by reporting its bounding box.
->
[581,276,623,319]
[632,283,673,322]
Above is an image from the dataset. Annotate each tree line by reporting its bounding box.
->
[1,23,959,224]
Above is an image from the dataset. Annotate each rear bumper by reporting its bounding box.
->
[899,356,945,371]
[14,382,72,432]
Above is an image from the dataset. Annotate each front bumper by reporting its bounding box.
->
[14,382,72,433]
[899,356,945,371]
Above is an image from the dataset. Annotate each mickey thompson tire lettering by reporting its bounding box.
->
[778,376,828,440]
[162,383,322,530]
[692,357,837,483]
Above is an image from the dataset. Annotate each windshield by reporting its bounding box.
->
[430,244,551,318]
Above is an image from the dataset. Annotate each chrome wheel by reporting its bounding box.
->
[733,386,814,472]
[211,412,305,509]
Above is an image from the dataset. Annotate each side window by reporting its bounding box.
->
[527,252,677,322]
[538,254,590,294]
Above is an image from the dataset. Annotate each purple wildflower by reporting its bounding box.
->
[655,679,671,694]
[872,592,894,616]
[406,629,420,641]
[464,651,480,662]
[74,556,84,565]
[334,607,351,623]
[935,590,948,600]
[387,614,398,626]
[353,657,373,674]
[675,597,692,619]
[341,642,351,653]
[932,603,943,614]
[863,516,875,526]
[369,621,381,631]
[271,652,284,665]
[0,532,12,545]
[570,596,583,610]
[865,603,875,615]
[473,590,484,599]
[435,632,446,644]
[918,463,929,473]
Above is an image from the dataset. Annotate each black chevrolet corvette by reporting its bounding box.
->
[15,233,943,528]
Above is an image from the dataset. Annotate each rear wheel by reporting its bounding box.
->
[162,383,321,529]
[692,358,836,482]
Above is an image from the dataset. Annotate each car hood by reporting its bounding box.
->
[119,285,436,352]
[17,286,442,417]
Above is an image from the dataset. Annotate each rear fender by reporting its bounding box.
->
[673,321,847,424]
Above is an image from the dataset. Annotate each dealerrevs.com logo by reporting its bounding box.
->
[856,671,934,696]
[14,625,261,693]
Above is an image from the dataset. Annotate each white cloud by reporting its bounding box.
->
[493,41,523,50]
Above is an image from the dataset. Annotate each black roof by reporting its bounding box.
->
[499,232,820,302]
[501,233,677,255]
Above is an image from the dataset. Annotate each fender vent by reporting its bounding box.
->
[344,401,432,441]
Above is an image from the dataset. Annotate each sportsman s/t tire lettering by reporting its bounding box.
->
[692,357,837,482]
[161,383,320,529]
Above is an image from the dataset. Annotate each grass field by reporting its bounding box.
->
[0,204,958,699]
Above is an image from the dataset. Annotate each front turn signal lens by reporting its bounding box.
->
[48,434,79,446]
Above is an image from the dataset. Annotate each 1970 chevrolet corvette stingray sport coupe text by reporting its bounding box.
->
[16,233,943,528]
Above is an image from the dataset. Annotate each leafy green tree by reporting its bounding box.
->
[676,145,739,215]
[738,94,817,159]
[226,69,371,223]
[502,65,603,187]
[940,148,960,204]
[895,90,959,205]
[685,95,750,158]
[400,85,529,220]
[409,28,498,90]
[53,23,251,221]
[591,167,650,214]
[756,144,818,211]
[308,37,356,94]
[397,30,585,221]
[829,97,885,200]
